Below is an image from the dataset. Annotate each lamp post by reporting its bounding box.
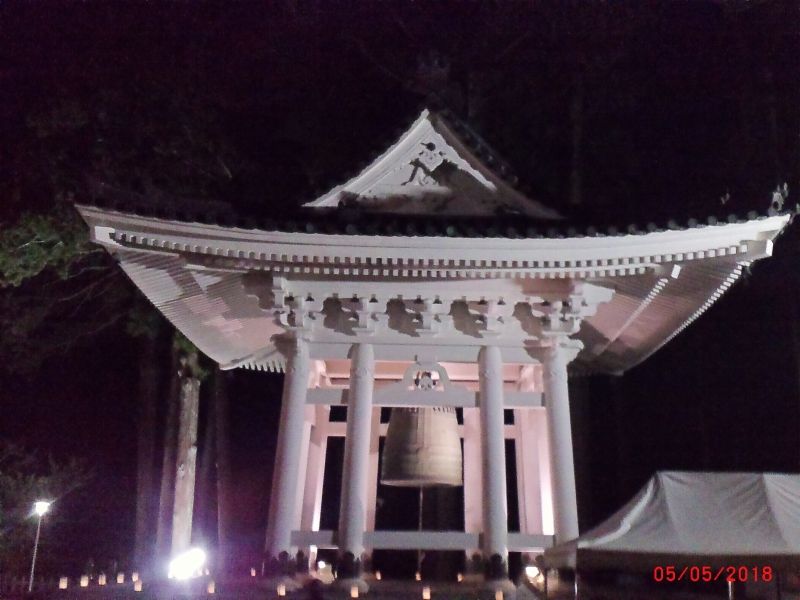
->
[28,501,51,592]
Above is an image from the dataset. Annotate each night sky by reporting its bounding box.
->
[1,1,799,577]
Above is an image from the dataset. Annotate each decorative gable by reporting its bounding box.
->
[304,109,561,219]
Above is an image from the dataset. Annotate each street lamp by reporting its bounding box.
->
[28,500,52,592]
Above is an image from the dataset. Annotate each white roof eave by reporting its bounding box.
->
[77,205,790,268]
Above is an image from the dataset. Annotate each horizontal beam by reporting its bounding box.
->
[507,533,555,552]
[292,529,336,548]
[323,422,530,439]
[369,531,478,551]
[307,388,542,408]
[290,530,554,551]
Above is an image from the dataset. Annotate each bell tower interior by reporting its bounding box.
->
[294,358,553,579]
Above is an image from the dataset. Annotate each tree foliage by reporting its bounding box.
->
[0,207,99,288]
[0,44,242,372]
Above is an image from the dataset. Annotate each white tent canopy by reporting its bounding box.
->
[544,471,800,571]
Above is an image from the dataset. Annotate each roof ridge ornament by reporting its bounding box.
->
[769,183,788,215]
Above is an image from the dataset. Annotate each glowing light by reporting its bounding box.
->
[350,585,359,598]
[494,590,504,600]
[207,580,215,594]
[134,580,142,592]
[415,571,421,581]
[457,573,463,582]
[277,583,286,596]
[80,576,89,587]
[117,573,125,584]
[58,577,68,589]
[316,560,335,584]
[33,501,51,517]
[98,573,106,586]
[375,570,381,581]
[168,548,207,580]
[422,585,431,599]
[132,572,139,582]
[525,565,540,579]
[250,567,256,577]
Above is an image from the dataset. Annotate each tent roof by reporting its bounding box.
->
[544,471,800,571]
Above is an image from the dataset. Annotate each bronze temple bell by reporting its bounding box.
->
[380,372,463,488]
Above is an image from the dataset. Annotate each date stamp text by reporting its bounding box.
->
[653,566,773,583]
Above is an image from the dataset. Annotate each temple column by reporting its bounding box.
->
[293,415,313,532]
[337,343,374,586]
[478,345,509,580]
[265,338,310,566]
[514,408,544,537]
[536,409,555,536]
[462,407,483,561]
[300,406,329,567]
[365,407,382,535]
[542,338,581,542]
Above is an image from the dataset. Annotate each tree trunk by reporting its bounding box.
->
[155,341,181,559]
[791,279,800,470]
[214,367,234,573]
[611,376,631,498]
[171,349,201,556]
[193,372,216,549]
[133,333,159,569]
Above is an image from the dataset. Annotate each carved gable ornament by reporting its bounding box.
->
[304,109,561,219]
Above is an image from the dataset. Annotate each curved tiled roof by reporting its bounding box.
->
[84,193,794,241]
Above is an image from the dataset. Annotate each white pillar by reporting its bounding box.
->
[462,407,483,557]
[536,409,555,536]
[542,339,580,542]
[293,412,314,532]
[478,346,509,568]
[301,406,329,532]
[514,408,543,536]
[300,406,329,566]
[365,407,382,535]
[265,338,310,558]
[338,343,374,563]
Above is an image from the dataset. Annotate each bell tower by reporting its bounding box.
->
[77,107,793,593]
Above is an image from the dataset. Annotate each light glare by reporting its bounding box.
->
[33,501,51,517]
[168,548,206,580]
